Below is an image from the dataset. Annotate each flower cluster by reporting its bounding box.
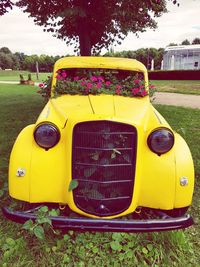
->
[37,69,155,100]
[54,69,148,98]
[37,76,52,100]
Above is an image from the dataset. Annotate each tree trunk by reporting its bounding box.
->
[77,0,92,56]
[78,17,92,56]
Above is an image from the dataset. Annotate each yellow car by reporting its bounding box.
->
[3,57,194,232]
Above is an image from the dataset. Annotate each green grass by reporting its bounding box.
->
[152,80,200,95]
[0,70,50,82]
[0,84,200,266]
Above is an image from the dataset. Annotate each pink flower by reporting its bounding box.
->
[90,76,98,82]
[149,85,155,89]
[116,85,121,90]
[56,70,61,74]
[141,90,147,96]
[74,76,80,81]
[97,82,102,89]
[38,83,44,88]
[98,76,104,82]
[87,83,93,89]
[62,72,67,78]
[132,88,139,95]
[134,79,140,84]
[115,89,121,95]
[105,81,111,86]
[56,75,62,80]
[81,81,86,86]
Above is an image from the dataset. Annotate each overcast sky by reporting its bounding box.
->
[0,0,200,56]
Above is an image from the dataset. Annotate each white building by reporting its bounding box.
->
[163,44,200,70]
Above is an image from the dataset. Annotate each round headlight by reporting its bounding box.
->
[147,128,174,155]
[34,123,60,149]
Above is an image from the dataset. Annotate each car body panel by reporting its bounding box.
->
[8,56,194,222]
[9,95,194,218]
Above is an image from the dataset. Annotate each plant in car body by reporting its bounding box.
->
[54,69,148,97]
[37,69,156,100]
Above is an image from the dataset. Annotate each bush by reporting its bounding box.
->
[148,70,200,80]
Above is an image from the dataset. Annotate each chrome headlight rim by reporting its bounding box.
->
[147,127,174,155]
[34,122,60,149]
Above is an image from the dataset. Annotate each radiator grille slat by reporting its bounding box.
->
[72,121,137,217]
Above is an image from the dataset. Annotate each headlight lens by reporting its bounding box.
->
[147,128,174,155]
[34,123,60,149]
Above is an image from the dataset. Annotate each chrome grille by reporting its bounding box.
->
[72,121,137,216]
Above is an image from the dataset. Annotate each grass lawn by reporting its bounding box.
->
[0,70,50,82]
[0,84,200,266]
[151,80,200,95]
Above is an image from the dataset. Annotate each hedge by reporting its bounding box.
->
[148,70,200,80]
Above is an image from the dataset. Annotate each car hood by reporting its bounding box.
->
[37,94,164,130]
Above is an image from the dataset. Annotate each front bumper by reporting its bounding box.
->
[2,206,194,232]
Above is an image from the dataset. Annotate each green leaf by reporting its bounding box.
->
[45,247,51,253]
[63,234,70,241]
[84,167,96,178]
[39,206,49,213]
[113,149,121,155]
[63,254,70,264]
[52,246,57,252]
[147,244,153,251]
[68,230,74,236]
[110,241,122,251]
[22,219,34,230]
[112,232,122,241]
[102,170,113,178]
[37,217,52,225]
[6,237,15,247]
[108,143,114,148]
[49,209,60,216]
[33,225,45,240]
[92,247,99,253]
[68,179,79,192]
[91,152,100,161]
[142,247,148,255]
[123,154,131,163]
[126,250,133,258]
[3,250,11,259]
[111,151,116,159]
[100,158,109,165]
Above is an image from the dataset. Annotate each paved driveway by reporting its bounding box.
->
[153,92,200,109]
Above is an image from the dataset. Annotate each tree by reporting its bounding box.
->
[15,0,179,56]
[23,55,39,72]
[0,47,12,54]
[192,38,200,45]
[14,52,26,69]
[104,47,164,70]
[0,52,14,69]
[167,43,178,47]
[181,39,190,45]
[0,0,13,15]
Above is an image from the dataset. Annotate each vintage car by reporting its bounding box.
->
[2,57,194,232]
